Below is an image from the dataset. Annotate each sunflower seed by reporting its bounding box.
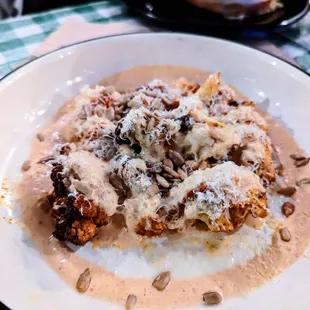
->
[83,105,93,117]
[109,174,124,192]
[163,158,174,169]
[162,96,172,105]
[107,107,115,121]
[36,133,45,142]
[209,128,224,141]
[290,154,306,160]
[76,268,91,293]
[146,184,160,195]
[140,118,147,128]
[21,160,31,171]
[125,294,137,310]
[281,202,295,217]
[279,227,291,242]
[202,292,222,305]
[162,172,174,179]
[37,155,55,164]
[168,150,185,166]
[295,158,310,168]
[147,117,155,131]
[152,271,171,291]
[114,106,124,114]
[156,174,170,188]
[144,90,157,97]
[163,165,180,179]
[272,145,283,176]
[94,106,103,117]
[145,112,160,121]
[177,168,186,181]
[152,98,162,110]
[277,186,296,197]
[296,178,310,186]
[199,161,208,170]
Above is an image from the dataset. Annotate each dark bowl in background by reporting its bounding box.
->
[123,0,310,32]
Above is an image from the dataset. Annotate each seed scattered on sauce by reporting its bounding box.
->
[202,291,223,305]
[36,133,45,142]
[277,186,296,197]
[281,202,295,218]
[125,294,137,310]
[152,271,171,291]
[279,227,291,242]
[295,158,310,168]
[296,178,310,186]
[76,268,91,293]
[290,154,306,161]
[21,160,31,171]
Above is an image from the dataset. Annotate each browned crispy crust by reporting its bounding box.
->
[256,144,276,184]
[60,219,99,246]
[50,165,109,245]
[48,76,275,243]
[135,217,167,237]
[52,194,109,245]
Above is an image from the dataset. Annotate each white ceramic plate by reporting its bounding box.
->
[1,33,310,310]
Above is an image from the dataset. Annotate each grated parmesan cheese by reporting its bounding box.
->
[168,161,265,223]
[109,154,152,196]
[61,150,118,216]
[51,74,274,236]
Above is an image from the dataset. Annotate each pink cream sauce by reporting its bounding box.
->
[17,66,310,309]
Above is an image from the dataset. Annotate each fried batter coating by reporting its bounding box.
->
[135,217,167,237]
[50,164,110,245]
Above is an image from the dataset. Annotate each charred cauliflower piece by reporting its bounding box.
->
[50,151,117,245]
[45,73,277,244]
[167,162,267,232]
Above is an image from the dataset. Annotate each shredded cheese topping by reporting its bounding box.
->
[51,73,274,235]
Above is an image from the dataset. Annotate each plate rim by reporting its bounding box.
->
[1,31,310,310]
[1,32,309,85]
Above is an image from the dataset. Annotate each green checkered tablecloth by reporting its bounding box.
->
[1,0,310,78]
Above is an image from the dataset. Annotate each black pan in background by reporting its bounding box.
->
[0,302,9,310]
[123,0,310,32]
